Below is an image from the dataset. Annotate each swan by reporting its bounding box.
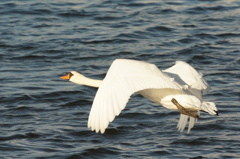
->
[60,59,218,134]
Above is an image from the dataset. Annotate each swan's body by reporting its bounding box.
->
[61,59,218,134]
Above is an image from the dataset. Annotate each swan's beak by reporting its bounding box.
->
[60,73,71,80]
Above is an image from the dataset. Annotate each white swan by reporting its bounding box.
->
[60,59,218,134]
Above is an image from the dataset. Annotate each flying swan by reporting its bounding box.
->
[60,59,218,134]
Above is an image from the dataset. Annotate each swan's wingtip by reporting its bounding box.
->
[88,126,106,134]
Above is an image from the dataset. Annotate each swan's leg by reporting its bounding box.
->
[171,98,199,119]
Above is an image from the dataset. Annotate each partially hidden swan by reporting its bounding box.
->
[60,59,218,134]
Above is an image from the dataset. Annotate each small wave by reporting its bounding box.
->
[146,26,173,32]
[10,55,48,60]
[181,24,196,28]
[116,32,147,39]
[0,95,35,104]
[57,9,97,18]
[4,43,40,52]
[184,5,230,14]
[0,43,12,48]
[0,133,41,142]
[103,128,122,135]
[148,150,171,156]
[94,15,125,21]
[171,137,212,146]
[32,23,62,28]
[0,144,28,151]
[63,99,91,107]
[216,33,240,38]
[177,37,199,44]
[1,8,50,16]
[194,33,218,40]
[81,38,137,44]
[146,8,177,15]
[119,2,159,7]
[70,130,94,138]
[78,147,121,158]
[191,55,209,60]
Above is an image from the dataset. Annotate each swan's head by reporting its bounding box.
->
[60,71,86,85]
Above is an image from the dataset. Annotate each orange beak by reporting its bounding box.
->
[60,73,71,80]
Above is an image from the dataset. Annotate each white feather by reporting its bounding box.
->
[88,59,184,133]
[163,61,209,100]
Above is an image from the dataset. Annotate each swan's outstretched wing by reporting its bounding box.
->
[163,61,208,99]
[88,59,183,133]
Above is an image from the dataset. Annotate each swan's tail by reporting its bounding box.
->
[201,101,218,116]
[177,113,198,134]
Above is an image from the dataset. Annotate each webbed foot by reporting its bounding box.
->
[171,98,199,119]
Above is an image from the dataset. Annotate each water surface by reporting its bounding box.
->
[0,0,240,158]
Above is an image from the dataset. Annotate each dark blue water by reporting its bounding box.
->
[1,0,240,158]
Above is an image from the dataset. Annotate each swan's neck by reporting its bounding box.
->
[71,76,102,88]
[82,77,102,88]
